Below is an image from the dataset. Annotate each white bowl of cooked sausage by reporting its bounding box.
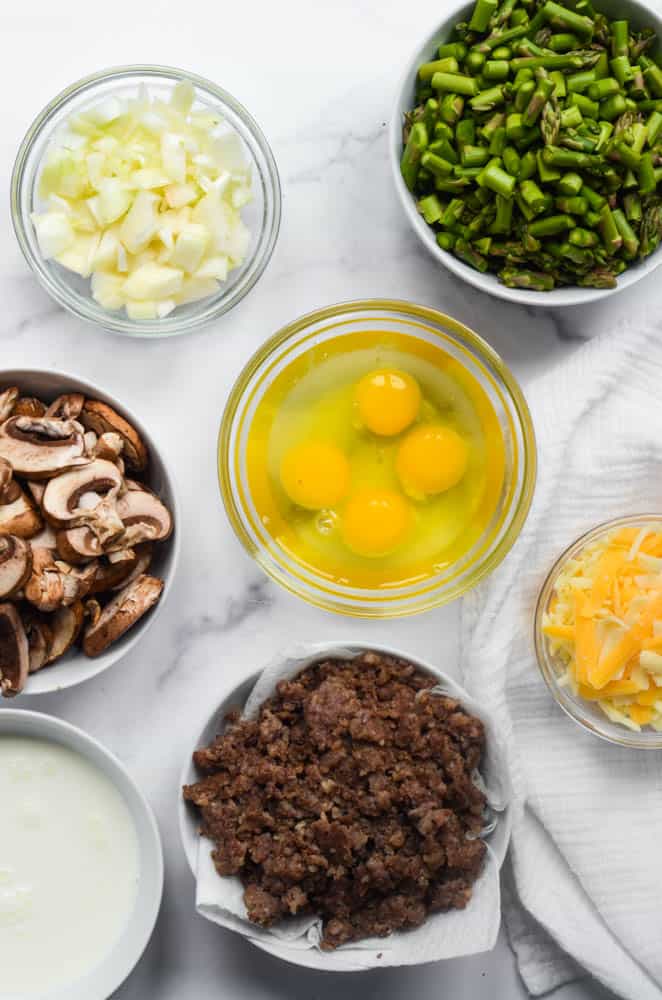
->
[0,368,179,697]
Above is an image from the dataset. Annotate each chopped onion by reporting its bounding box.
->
[32,79,253,320]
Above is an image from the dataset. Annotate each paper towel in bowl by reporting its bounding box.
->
[186,642,513,972]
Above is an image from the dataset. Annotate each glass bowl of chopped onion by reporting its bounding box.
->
[535,514,662,749]
[11,65,281,337]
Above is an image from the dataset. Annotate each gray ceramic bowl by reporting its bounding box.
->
[0,368,180,696]
[390,0,662,307]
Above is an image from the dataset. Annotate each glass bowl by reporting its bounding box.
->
[534,514,662,750]
[11,65,281,338]
[218,299,537,618]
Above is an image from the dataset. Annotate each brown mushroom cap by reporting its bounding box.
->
[14,396,46,418]
[41,459,123,527]
[0,482,42,539]
[0,536,33,598]
[83,574,163,656]
[81,400,148,472]
[0,603,29,696]
[0,416,88,479]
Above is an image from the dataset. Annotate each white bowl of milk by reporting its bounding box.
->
[0,708,163,999]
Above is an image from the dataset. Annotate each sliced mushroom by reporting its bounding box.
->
[29,523,57,552]
[0,603,29,696]
[111,542,153,591]
[56,526,103,563]
[0,536,33,598]
[0,481,42,539]
[94,432,124,463]
[20,607,54,673]
[89,552,138,594]
[41,459,123,528]
[14,396,46,418]
[24,549,83,612]
[0,458,13,497]
[0,416,88,479]
[45,393,85,420]
[83,430,98,454]
[83,574,163,657]
[105,482,172,550]
[26,480,45,505]
[84,599,101,627]
[0,387,19,422]
[46,602,84,664]
[81,400,147,472]
[54,559,98,602]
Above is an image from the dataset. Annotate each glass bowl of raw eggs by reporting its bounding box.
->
[218,299,536,617]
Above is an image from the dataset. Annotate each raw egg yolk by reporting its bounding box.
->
[280,442,350,510]
[355,369,421,436]
[341,489,411,558]
[396,424,469,498]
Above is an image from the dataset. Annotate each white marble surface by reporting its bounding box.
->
[2,0,656,996]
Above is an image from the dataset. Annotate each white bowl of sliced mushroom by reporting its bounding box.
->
[0,370,179,697]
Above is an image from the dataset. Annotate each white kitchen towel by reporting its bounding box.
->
[194,643,511,972]
[461,318,662,1000]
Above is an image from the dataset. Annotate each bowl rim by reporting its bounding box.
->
[534,513,662,749]
[0,707,164,999]
[388,1,662,308]
[178,638,513,972]
[10,63,282,338]
[0,366,181,697]
[217,297,537,618]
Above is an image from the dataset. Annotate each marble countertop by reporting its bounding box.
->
[2,0,651,996]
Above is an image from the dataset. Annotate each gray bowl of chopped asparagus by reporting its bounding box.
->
[391,0,662,302]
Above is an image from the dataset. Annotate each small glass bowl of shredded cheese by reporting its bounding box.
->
[535,515,662,748]
[11,65,281,337]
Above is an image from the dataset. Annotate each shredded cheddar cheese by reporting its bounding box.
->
[543,524,662,732]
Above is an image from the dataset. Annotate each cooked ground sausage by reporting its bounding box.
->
[183,651,488,949]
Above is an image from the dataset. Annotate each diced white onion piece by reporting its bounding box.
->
[91,272,125,310]
[86,152,106,190]
[97,177,132,225]
[208,131,248,175]
[116,243,129,273]
[126,300,159,320]
[175,276,219,304]
[131,168,171,189]
[196,255,229,281]
[161,133,186,183]
[84,97,125,126]
[93,229,120,270]
[165,183,198,208]
[170,81,195,113]
[119,190,160,253]
[55,232,101,277]
[32,212,76,258]
[123,263,183,300]
[171,224,209,273]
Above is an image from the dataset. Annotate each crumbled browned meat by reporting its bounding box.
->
[183,651,488,949]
